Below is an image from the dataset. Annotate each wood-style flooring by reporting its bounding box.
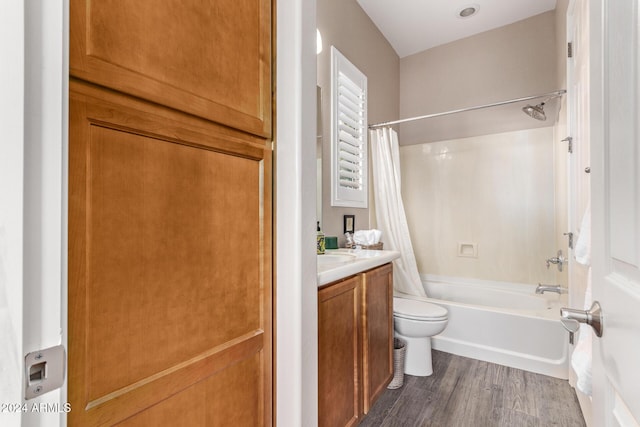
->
[360,350,586,427]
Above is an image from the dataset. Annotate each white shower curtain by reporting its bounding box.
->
[370,127,427,297]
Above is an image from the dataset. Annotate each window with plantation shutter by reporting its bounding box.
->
[331,46,368,208]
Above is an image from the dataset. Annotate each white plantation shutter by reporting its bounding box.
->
[331,47,368,208]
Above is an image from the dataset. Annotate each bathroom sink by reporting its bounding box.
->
[317,253,357,265]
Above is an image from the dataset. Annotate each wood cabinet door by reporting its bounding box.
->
[318,276,362,427]
[70,0,271,137]
[68,80,272,426]
[361,264,394,413]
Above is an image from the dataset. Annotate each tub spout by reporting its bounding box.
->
[535,284,567,294]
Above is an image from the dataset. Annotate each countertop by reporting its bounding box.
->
[317,248,400,287]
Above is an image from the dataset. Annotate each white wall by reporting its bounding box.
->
[401,128,559,285]
[0,2,25,425]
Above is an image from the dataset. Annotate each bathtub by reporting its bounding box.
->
[398,274,570,379]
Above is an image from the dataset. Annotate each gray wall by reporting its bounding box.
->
[555,0,569,91]
[399,11,558,144]
[317,0,400,244]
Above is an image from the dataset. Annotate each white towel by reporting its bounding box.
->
[353,229,382,246]
[574,200,591,266]
[571,267,593,396]
[571,200,593,395]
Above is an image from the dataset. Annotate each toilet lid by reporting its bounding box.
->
[393,297,448,321]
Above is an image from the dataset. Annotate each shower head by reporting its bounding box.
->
[522,102,546,121]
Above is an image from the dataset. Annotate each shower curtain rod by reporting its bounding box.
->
[368,89,566,129]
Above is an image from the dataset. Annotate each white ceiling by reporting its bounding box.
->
[356,0,557,58]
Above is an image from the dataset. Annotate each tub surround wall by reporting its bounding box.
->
[551,122,569,291]
[317,0,400,245]
[401,128,558,285]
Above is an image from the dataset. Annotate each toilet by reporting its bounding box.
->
[393,296,448,376]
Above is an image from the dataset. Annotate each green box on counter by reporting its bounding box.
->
[325,236,338,249]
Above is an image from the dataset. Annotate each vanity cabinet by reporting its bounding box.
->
[318,263,394,426]
[318,275,361,427]
[361,263,394,413]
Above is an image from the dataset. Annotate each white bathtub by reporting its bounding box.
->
[398,274,570,379]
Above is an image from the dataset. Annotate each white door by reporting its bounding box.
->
[589,0,640,425]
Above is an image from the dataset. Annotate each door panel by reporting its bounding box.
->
[318,276,361,427]
[70,0,271,137]
[590,0,640,424]
[361,264,393,413]
[115,353,263,426]
[69,80,272,425]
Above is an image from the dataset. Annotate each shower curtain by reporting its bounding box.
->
[370,127,427,297]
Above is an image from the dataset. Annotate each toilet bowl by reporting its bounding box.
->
[393,296,448,377]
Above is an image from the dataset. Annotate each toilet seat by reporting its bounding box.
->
[393,297,448,322]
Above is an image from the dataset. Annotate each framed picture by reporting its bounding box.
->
[343,215,355,234]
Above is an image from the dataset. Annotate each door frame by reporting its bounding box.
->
[565,0,594,424]
[275,0,319,425]
[18,0,318,425]
[20,0,68,425]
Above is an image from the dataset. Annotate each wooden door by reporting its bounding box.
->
[361,264,394,414]
[318,276,361,427]
[588,0,640,424]
[68,1,272,425]
[69,0,271,137]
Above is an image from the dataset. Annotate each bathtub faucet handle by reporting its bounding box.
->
[545,250,565,272]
